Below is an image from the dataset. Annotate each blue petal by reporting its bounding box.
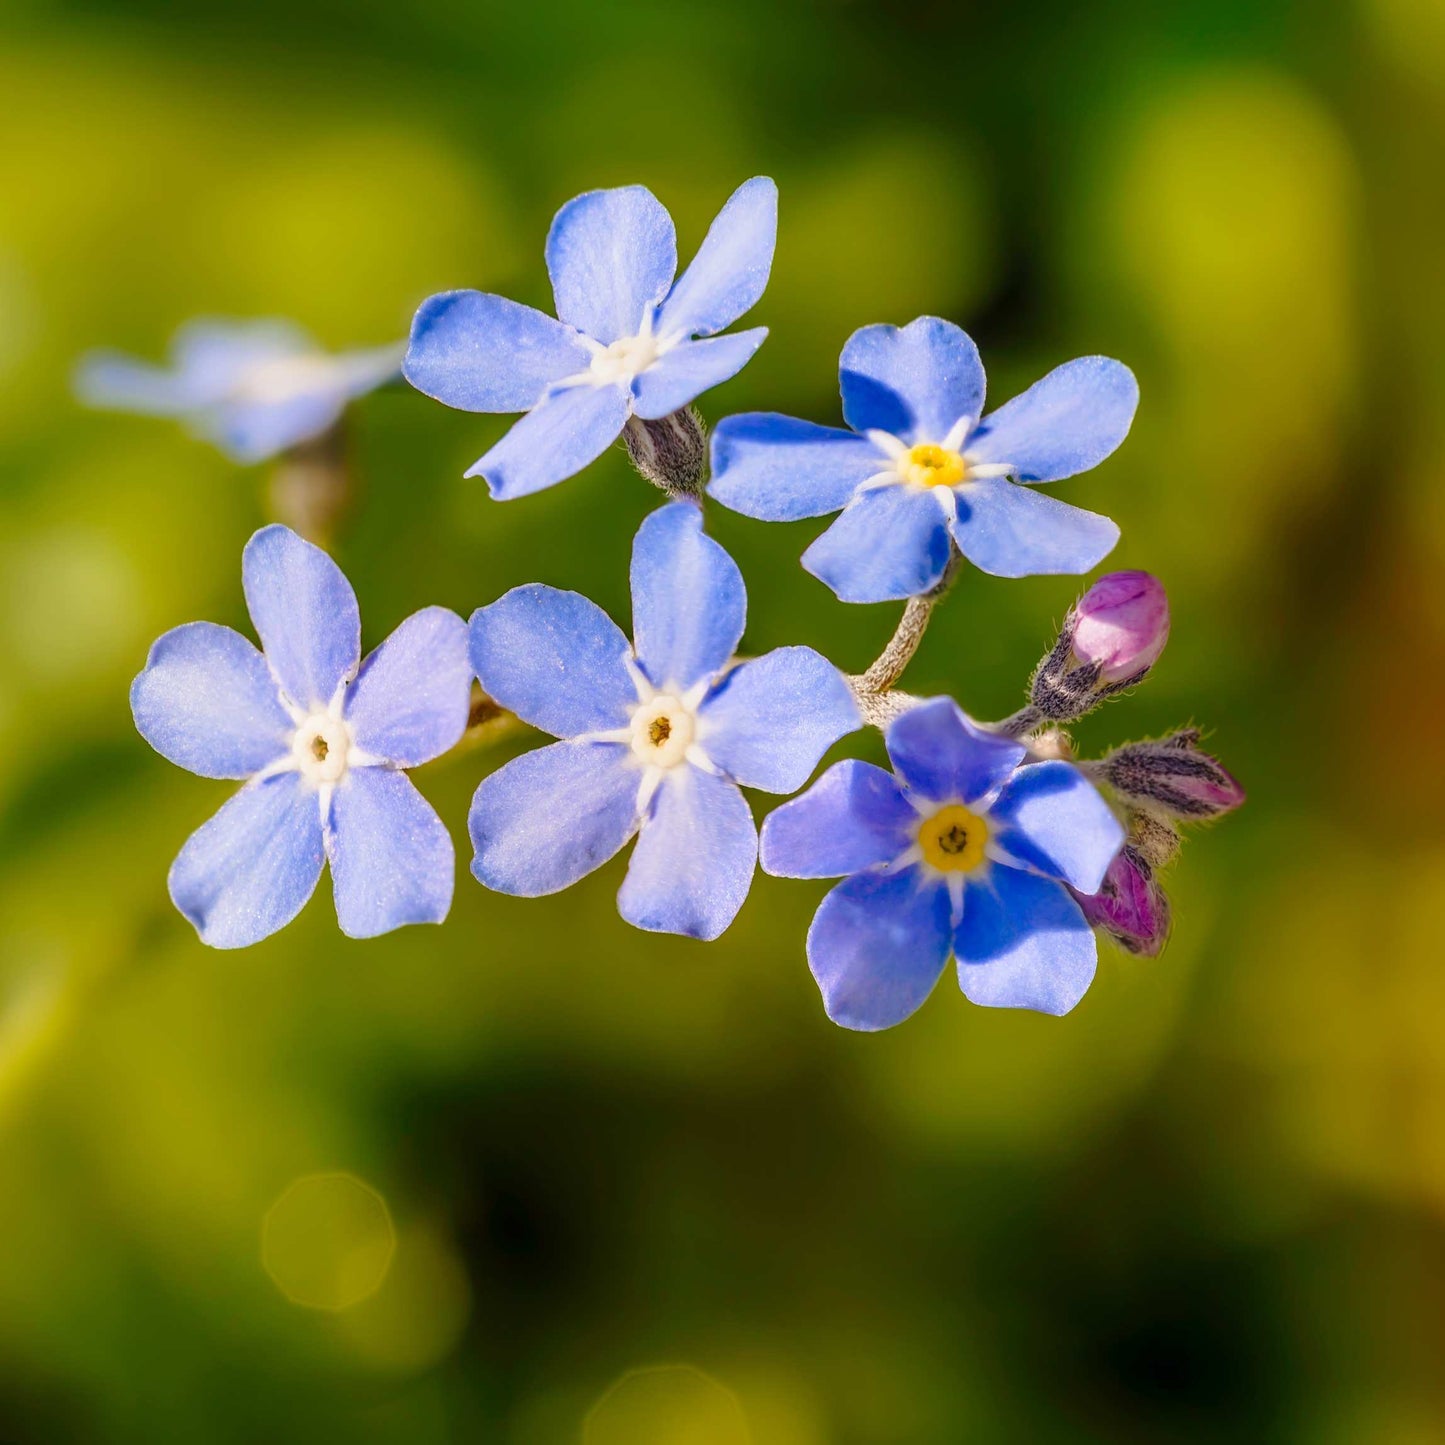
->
[885,697,1026,806]
[965,357,1138,483]
[168,773,325,949]
[403,291,589,413]
[469,585,636,739]
[171,318,313,393]
[956,866,1096,1015]
[345,607,470,767]
[210,392,346,464]
[631,329,767,421]
[708,414,887,521]
[630,501,745,690]
[328,767,454,938]
[470,741,638,896]
[950,478,1119,578]
[546,185,677,345]
[656,176,778,339]
[131,622,292,779]
[839,317,986,443]
[987,760,1125,892]
[617,766,756,940]
[74,352,196,415]
[760,760,915,878]
[467,382,631,499]
[801,484,952,604]
[698,646,859,793]
[806,865,952,1031]
[242,525,361,711]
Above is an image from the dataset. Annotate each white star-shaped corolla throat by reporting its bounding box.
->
[560,309,685,391]
[854,417,1016,521]
[229,351,348,406]
[258,685,382,824]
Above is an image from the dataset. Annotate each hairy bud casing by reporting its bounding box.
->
[1102,731,1246,820]
[623,407,708,498]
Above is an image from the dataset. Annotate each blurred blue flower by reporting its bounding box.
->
[760,697,1125,1027]
[131,525,470,947]
[709,316,1138,602]
[469,500,858,940]
[76,319,404,463]
[404,178,777,500]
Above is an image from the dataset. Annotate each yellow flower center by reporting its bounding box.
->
[917,803,989,873]
[899,443,967,490]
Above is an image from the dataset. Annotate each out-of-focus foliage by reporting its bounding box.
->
[1,0,1442,1439]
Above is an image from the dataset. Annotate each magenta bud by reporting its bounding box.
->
[1071,847,1172,957]
[1070,571,1170,684]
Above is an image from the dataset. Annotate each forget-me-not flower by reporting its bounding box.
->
[403,178,777,500]
[132,525,470,948]
[468,501,859,940]
[709,316,1138,603]
[76,319,404,464]
[760,697,1125,1027]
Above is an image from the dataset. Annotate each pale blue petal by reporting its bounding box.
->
[469,741,638,896]
[965,357,1138,482]
[950,478,1120,578]
[328,767,454,938]
[807,865,952,1031]
[708,414,886,521]
[168,773,324,949]
[656,176,777,339]
[469,586,636,739]
[546,185,677,345]
[74,352,196,415]
[760,760,915,878]
[987,760,1125,893]
[131,622,292,779]
[210,392,346,463]
[630,501,745,690]
[885,697,1026,806]
[466,383,631,499]
[698,646,859,793]
[617,766,756,940]
[839,317,986,443]
[171,318,313,392]
[801,484,952,604]
[956,866,1096,1015]
[332,341,406,399]
[241,524,361,711]
[403,291,589,412]
[631,329,767,420]
[345,607,470,768]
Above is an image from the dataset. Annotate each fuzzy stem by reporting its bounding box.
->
[991,703,1045,739]
[266,420,353,545]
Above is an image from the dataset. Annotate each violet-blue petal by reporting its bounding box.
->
[760,760,915,878]
[617,766,756,940]
[885,697,1026,806]
[470,741,638,896]
[656,176,778,339]
[630,500,745,690]
[546,185,677,345]
[807,865,952,1031]
[801,484,952,604]
[839,317,986,443]
[466,382,632,499]
[403,291,590,413]
[211,391,347,465]
[956,866,1096,1015]
[469,586,636,739]
[965,357,1138,482]
[988,759,1125,893]
[328,767,454,938]
[631,328,767,421]
[950,478,1120,578]
[345,607,470,768]
[74,352,196,415]
[131,622,293,779]
[698,646,859,794]
[168,773,325,949]
[242,524,361,711]
[708,414,887,521]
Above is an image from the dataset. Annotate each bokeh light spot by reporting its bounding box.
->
[584,1364,751,1445]
[261,1172,395,1311]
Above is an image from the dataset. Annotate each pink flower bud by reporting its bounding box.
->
[1104,732,1246,820]
[1070,571,1170,684]
[1071,847,1171,957]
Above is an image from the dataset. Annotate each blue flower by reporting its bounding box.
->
[131,525,471,948]
[76,319,404,464]
[760,697,1126,1027]
[404,178,777,500]
[709,316,1138,603]
[468,500,860,940]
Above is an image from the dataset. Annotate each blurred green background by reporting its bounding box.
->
[2,0,1443,1439]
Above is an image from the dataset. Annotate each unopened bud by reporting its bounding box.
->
[623,407,707,497]
[1070,571,1170,684]
[1102,731,1246,820]
[1072,846,1172,956]
[1128,808,1181,869]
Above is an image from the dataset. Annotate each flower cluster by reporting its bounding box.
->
[108,175,1242,1031]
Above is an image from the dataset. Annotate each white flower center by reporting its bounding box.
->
[231,353,339,405]
[290,712,354,785]
[588,331,663,387]
[629,694,697,771]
